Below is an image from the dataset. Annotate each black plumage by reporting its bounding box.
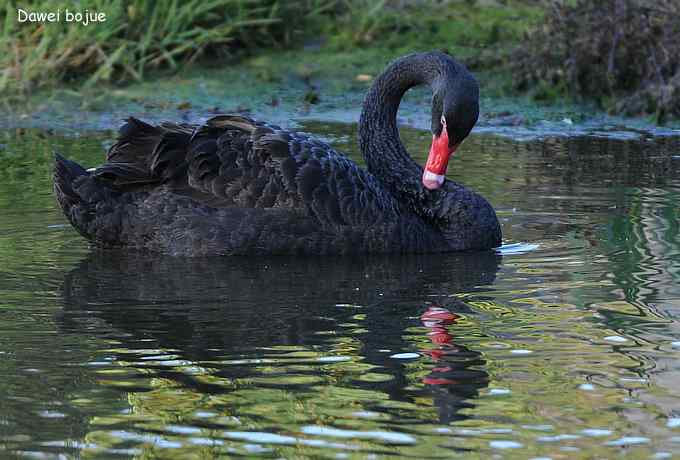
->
[53,52,502,256]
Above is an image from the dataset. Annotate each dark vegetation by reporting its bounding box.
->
[514,0,680,122]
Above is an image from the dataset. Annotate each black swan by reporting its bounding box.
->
[54,51,502,255]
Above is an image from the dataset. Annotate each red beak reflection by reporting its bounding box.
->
[420,306,461,384]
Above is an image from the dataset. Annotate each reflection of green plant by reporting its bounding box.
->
[0,129,106,275]
[76,293,667,459]
[2,128,679,458]
[602,187,680,306]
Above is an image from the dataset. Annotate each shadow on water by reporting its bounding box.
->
[58,251,501,426]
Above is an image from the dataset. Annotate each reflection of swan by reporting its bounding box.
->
[59,252,500,423]
[420,307,487,423]
[53,52,501,255]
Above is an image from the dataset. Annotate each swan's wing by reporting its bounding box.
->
[96,118,194,185]
[94,115,401,228]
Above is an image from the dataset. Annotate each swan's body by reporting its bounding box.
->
[54,52,501,255]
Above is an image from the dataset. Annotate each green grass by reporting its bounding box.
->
[1,0,542,104]
[1,0,319,97]
[325,0,540,56]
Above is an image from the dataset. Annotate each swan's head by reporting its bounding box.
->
[423,71,479,190]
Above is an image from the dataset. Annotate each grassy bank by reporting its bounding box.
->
[3,1,678,123]
[1,1,541,103]
[1,0,305,95]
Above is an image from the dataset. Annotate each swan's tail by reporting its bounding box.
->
[53,154,116,242]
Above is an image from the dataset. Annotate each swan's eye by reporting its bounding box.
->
[440,115,447,127]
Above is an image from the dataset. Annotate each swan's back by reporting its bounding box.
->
[99,116,389,213]
[54,116,442,255]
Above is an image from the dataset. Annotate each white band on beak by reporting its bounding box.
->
[423,170,445,190]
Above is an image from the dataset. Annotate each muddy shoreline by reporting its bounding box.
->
[3,54,680,141]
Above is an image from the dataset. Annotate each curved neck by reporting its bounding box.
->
[358,52,460,201]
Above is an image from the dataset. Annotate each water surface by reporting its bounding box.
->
[1,124,679,458]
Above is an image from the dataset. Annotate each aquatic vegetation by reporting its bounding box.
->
[513,0,680,122]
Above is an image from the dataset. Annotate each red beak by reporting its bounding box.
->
[423,129,457,190]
